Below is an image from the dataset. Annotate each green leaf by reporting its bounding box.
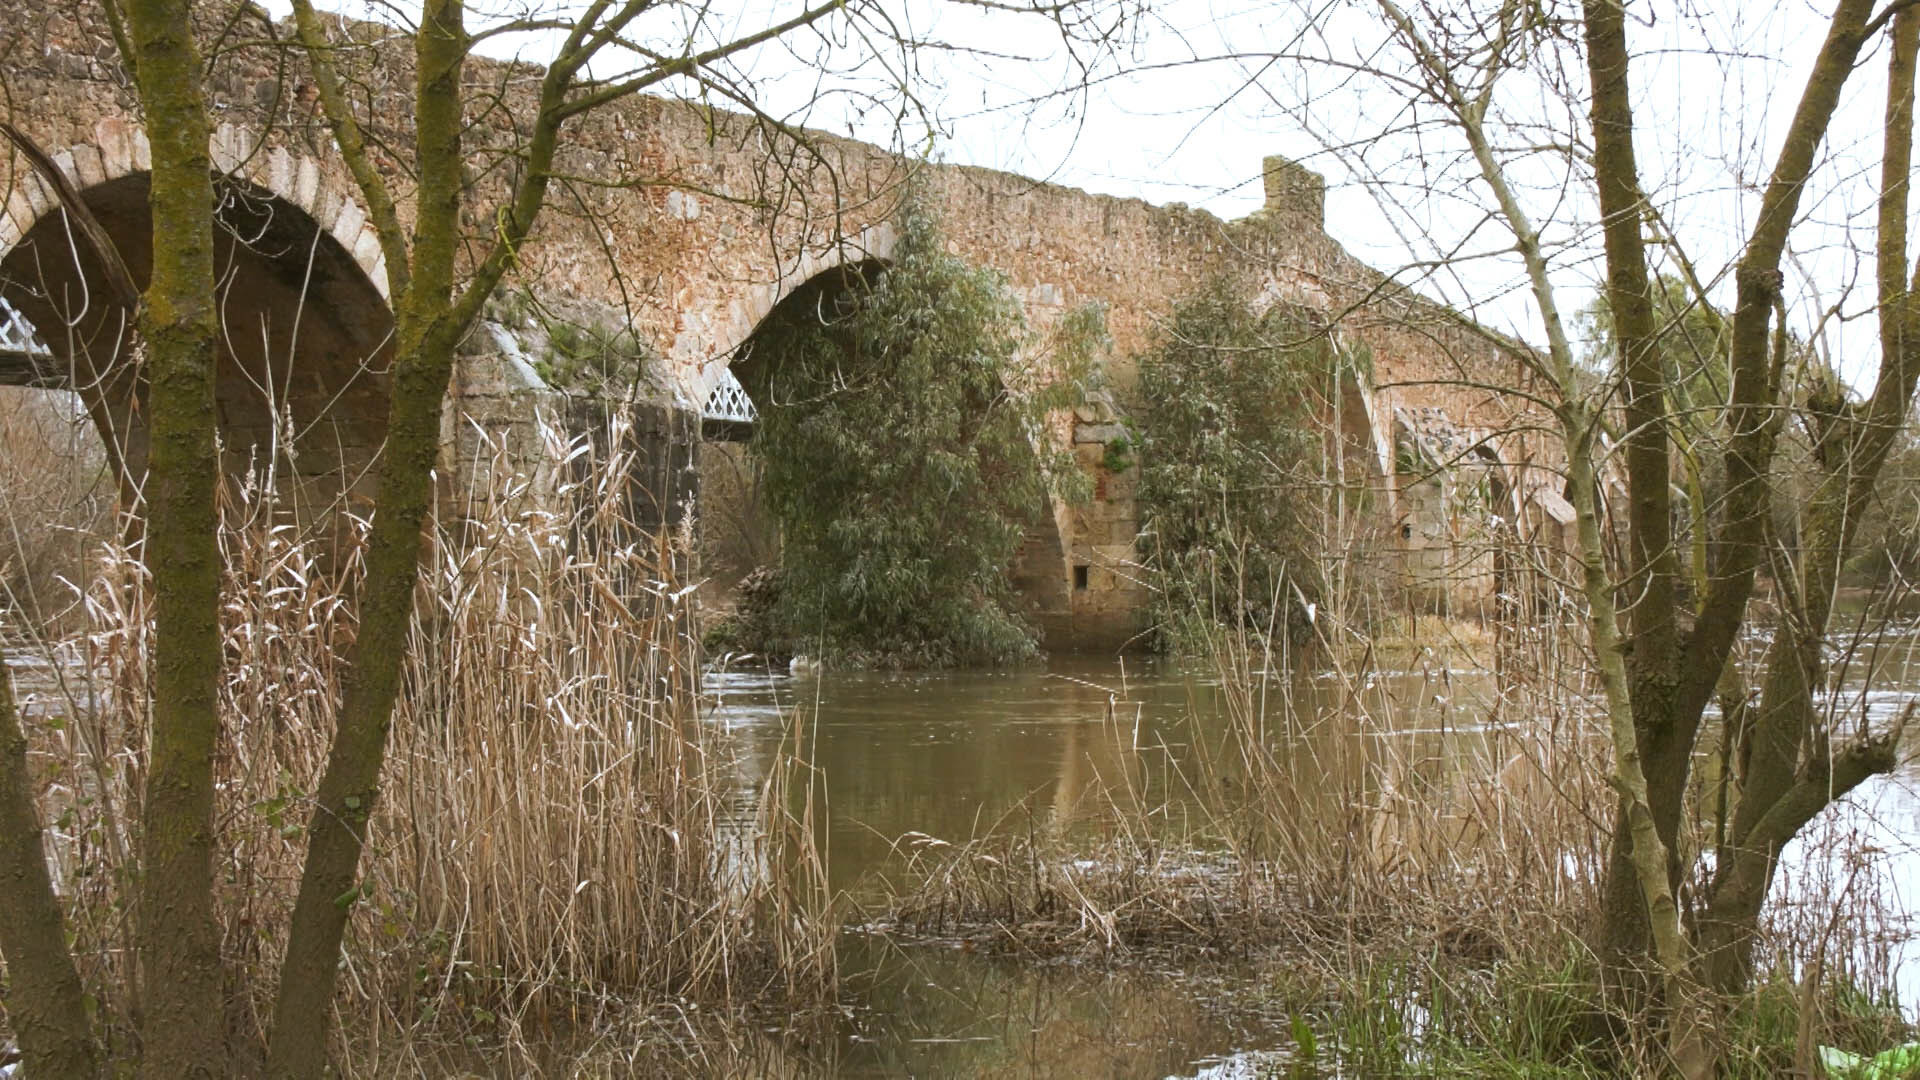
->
[1290,1013,1317,1061]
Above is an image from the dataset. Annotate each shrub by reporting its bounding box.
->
[741,200,1091,667]
[1134,277,1331,650]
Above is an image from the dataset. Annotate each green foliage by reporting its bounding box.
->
[1845,433,1920,586]
[743,201,1095,667]
[1134,277,1328,651]
[482,287,654,393]
[1576,274,1732,595]
[1265,948,1910,1079]
[700,566,790,661]
[539,321,652,394]
[1576,273,1734,459]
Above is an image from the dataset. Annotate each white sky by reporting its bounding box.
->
[853,0,1904,387]
[302,0,1912,385]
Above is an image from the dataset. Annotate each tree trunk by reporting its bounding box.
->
[0,659,97,1077]
[1581,0,1693,975]
[265,1,468,1072]
[1589,0,1877,979]
[123,0,225,1072]
[1696,2,1920,998]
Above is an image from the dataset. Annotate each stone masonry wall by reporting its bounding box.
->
[0,0,1556,648]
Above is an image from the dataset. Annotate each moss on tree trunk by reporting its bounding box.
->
[124,0,225,1072]
[0,659,96,1076]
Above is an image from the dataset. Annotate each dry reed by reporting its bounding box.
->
[0,388,114,638]
[10,409,835,1071]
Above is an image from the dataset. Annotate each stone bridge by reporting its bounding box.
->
[0,4,1558,650]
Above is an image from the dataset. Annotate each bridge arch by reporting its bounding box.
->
[1,121,391,299]
[692,232,1084,649]
[0,121,395,516]
[684,222,897,409]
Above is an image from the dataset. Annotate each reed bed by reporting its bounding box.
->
[871,536,1915,1070]
[877,547,1610,954]
[875,629,1611,966]
[0,389,113,638]
[10,411,833,1070]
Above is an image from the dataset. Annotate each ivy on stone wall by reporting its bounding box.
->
[1135,277,1329,650]
[739,200,1095,667]
[484,287,656,394]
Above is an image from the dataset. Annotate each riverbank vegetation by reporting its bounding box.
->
[864,578,1915,1074]
[11,0,1920,1074]
[1133,278,1347,653]
[719,200,1099,668]
[2,419,834,1074]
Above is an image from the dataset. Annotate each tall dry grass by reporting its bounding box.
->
[880,526,1611,955]
[0,388,114,637]
[876,511,1918,1068]
[12,409,833,1070]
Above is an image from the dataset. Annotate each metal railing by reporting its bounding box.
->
[0,296,50,360]
[702,368,757,425]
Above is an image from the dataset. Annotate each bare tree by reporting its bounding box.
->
[1138,0,1917,1071]
[1365,1,1911,1071]
[0,0,1131,1074]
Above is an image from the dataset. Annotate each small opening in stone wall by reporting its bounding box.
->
[1074,564,1090,591]
[1401,523,1413,540]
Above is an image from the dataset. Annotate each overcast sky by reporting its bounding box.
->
[305,0,1909,383]
[823,0,1904,385]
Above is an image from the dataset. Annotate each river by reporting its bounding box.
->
[700,624,1920,1078]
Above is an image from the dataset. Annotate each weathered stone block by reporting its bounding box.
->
[331,197,366,251]
[267,146,294,200]
[70,143,104,188]
[294,157,320,210]
[94,117,135,178]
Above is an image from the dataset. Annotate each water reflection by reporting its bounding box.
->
[706,626,1920,1075]
[703,653,1535,1074]
[707,660,1197,897]
[832,937,1283,1078]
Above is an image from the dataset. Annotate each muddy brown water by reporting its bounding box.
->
[704,625,1920,1078]
[8,623,1919,1077]
[704,658,1306,1077]
[704,654,1523,1077]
